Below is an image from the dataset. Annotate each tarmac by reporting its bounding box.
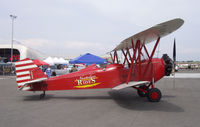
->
[0,72,200,127]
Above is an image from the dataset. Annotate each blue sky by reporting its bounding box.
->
[0,0,199,61]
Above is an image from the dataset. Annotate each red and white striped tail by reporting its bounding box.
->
[14,58,47,91]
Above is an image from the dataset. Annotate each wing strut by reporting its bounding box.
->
[110,37,161,85]
[111,51,120,64]
[121,49,130,66]
[126,39,140,84]
[141,37,160,76]
[125,37,160,84]
[143,45,150,58]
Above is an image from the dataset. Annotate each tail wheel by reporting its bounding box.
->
[147,88,162,102]
[137,85,149,97]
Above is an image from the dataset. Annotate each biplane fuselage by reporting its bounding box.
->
[30,58,165,91]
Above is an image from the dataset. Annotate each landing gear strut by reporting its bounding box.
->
[136,84,162,102]
[137,85,149,97]
[40,91,46,99]
[40,84,48,99]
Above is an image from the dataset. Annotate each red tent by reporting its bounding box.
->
[33,59,49,66]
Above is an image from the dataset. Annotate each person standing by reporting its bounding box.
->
[70,64,78,73]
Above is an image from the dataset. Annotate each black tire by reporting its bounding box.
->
[40,94,45,99]
[40,91,46,99]
[147,88,162,102]
[137,85,149,97]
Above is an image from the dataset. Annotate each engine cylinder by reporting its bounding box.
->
[162,54,173,76]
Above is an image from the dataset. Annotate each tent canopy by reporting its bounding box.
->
[33,59,49,66]
[58,58,69,64]
[69,53,107,65]
[44,57,69,65]
[44,57,54,65]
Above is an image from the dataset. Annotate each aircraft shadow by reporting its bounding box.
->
[108,88,184,112]
[52,96,112,100]
[23,94,54,101]
[23,94,111,101]
[22,88,184,112]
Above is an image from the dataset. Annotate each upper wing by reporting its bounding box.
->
[113,18,184,51]
[112,81,150,90]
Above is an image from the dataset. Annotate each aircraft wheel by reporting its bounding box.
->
[40,94,45,99]
[40,91,46,99]
[137,85,149,97]
[147,88,162,102]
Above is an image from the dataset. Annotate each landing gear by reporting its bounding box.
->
[147,88,162,102]
[137,85,149,97]
[40,91,46,99]
[135,85,162,102]
[40,84,48,99]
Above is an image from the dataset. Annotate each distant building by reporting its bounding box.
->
[0,44,44,63]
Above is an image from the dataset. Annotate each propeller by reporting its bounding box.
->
[173,38,176,88]
[162,38,177,87]
[173,38,176,68]
[173,38,176,73]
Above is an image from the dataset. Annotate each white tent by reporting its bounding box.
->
[44,57,54,65]
[44,57,69,65]
[58,58,69,64]
[53,57,61,64]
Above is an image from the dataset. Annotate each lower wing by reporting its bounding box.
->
[112,81,150,90]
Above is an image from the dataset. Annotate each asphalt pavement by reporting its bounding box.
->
[0,74,200,127]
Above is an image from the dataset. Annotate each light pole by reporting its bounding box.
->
[10,15,17,63]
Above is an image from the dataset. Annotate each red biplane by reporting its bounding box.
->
[14,18,184,102]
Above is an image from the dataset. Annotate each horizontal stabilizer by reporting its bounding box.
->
[19,78,47,90]
[112,81,149,90]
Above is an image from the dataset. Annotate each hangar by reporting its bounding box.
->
[0,44,43,63]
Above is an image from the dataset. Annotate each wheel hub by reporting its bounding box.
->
[151,91,159,100]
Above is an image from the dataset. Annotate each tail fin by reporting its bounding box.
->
[14,58,47,91]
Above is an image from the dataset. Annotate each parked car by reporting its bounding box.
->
[50,65,69,76]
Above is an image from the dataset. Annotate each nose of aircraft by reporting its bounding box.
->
[162,54,173,76]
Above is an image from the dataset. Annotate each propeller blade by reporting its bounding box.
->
[173,38,176,63]
[173,38,176,89]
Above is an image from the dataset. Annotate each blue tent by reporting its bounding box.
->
[69,53,107,65]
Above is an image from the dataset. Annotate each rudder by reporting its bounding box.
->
[14,58,47,91]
